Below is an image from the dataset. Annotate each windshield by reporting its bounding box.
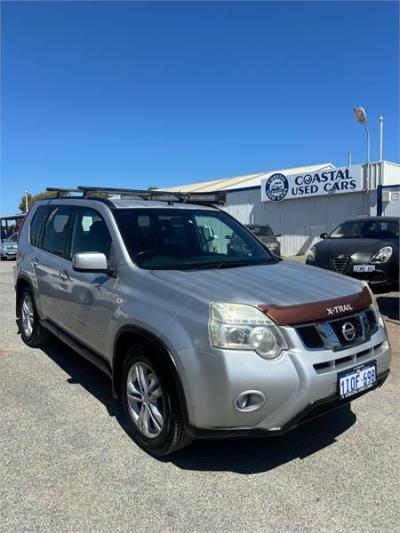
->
[330,220,399,239]
[115,208,273,270]
[247,225,273,237]
[6,233,18,242]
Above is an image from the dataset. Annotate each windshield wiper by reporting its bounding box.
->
[191,260,273,270]
[215,262,252,269]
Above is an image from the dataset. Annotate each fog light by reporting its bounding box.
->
[235,390,266,412]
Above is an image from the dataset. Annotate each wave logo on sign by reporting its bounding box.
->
[265,173,289,202]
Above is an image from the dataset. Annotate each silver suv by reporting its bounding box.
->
[15,186,391,456]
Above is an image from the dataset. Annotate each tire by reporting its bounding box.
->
[121,345,192,456]
[18,289,50,347]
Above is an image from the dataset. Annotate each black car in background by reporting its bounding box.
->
[246,224,281,256]
[306,217,399,287]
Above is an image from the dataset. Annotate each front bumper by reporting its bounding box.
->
[178,324,391,434]
[306,257,398,285]
[186,369,390,439]
[266,244,281,257]
[0,249,17,259]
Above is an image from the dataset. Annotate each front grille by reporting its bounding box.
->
[296,325,324,349]
[312,344,381,374]
[330,315,364,346]
[331,256,350,273]
[296,309,378,351]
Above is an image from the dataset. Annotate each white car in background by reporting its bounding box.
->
[0,233,19,260]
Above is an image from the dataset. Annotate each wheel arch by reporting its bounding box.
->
[15,275,34,317]
[112,325,189,423]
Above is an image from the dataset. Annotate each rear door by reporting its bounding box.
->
[34,205,73,323]
[56,206,117,355]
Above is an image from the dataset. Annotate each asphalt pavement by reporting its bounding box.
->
[0,260,399,532]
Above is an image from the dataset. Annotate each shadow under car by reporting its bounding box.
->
[37,337,357,474]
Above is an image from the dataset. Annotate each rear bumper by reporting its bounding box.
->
[185,369,390,439]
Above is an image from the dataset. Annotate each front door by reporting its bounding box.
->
[56,207,117,357]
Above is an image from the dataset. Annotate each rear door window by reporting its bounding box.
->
[42,206,73,257]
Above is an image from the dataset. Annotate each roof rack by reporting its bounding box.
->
[46,187,83,197]
[45,186,226,205]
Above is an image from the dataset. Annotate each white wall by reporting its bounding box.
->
[382,188,400,216]
[382,161,400,185]
[223,188,377,257]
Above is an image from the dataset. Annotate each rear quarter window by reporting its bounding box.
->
[30,206,50,247]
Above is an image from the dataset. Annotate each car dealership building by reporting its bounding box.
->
[165,160,400,256]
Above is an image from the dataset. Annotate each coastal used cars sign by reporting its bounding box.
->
[261,164,364,202]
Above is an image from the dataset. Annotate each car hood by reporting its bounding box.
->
[315,237,395,255]
[152,259,364,308]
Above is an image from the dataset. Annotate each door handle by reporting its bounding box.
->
[32,258,40,267]
[59,270,70,282]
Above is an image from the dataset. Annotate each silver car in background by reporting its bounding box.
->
[1,232,18,260]
[14,187,391,456]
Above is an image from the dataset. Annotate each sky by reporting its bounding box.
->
[1,0,399,214]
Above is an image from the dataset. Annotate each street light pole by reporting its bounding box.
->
[24,191,29,213]
[353,106,370,163]
[353,106,371,191]
[379,115,384,161]
[364,122,370,163]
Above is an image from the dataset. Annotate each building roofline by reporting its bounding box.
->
[0,213,26,221]
[164,162,336,193]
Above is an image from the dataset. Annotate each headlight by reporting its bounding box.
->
[306,245,316,262]
[372,246,393,263]
[209,302,288,359]
[363,282,385,328]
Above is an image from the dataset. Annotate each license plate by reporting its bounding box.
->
[338,362,377,399]
[353,264,375,272]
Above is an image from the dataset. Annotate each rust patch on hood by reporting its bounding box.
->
[258,286,371,326]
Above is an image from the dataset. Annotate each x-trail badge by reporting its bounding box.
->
[326,303,353,316]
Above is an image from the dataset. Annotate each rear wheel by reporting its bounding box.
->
[18,289,50,347]
[121,346,192,456]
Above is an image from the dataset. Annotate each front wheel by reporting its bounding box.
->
[121,346,192,456]
[18,289,50,347]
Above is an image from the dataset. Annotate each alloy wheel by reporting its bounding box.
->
[21,294,34,339]
[126,362,165,439]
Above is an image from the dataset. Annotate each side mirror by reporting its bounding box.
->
[72,252,108,273]
[274,234,282,238]
[320,232,328,239]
